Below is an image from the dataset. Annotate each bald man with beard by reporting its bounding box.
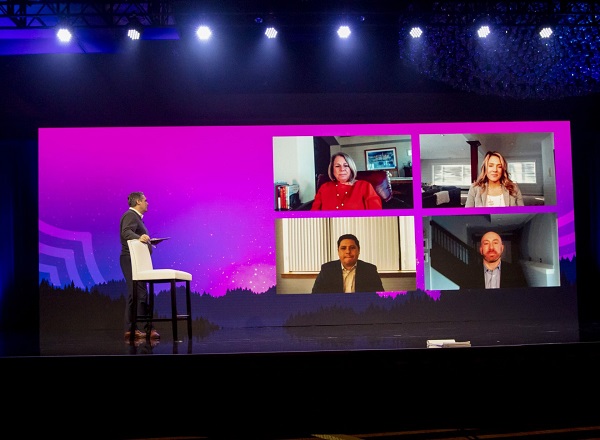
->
[462,230,528,289]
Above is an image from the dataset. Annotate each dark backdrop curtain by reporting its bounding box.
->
[0,139,39,355]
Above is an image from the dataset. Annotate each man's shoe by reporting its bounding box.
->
[124,330,146,339]
[124,338,144,347]
[150,329,160,340]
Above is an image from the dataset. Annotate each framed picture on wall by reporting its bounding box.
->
[365,147,397,170]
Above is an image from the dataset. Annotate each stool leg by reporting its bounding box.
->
[130,281,137,343]
[147,282,155,339]
[185,280,192,340]
[170,280,178,341]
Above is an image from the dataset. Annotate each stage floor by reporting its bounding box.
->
[31,319,591,357]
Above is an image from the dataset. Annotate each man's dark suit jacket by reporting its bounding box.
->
[120,208,151,257]
[461,259,528,289]
[312,259,384,294]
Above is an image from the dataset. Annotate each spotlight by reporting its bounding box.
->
[409,27,423,38]
[539,27,553,38]
[258,13,278,39]
[337,25,351,39]
[127,16,142,41]
[127,29,140,40]
[265,27,277,39]
[196,25,212,41]
[477,25,490,38]
[56,22,73,43]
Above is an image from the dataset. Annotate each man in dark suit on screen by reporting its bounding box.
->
[463,230,528,289]
[312,233,384,294]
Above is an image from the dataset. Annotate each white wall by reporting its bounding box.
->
[273,136,316,203]
[541,133,557,204]
[333,140,412,177]
[520,213,557,265]
[429,267,459,290]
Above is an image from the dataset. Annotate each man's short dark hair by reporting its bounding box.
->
[337,234,360,249]
[128,191,144,207]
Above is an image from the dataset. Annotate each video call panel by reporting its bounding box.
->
[39,121,575,301]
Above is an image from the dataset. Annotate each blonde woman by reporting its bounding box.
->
[465,151,524,207]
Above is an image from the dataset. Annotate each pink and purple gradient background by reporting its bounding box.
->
[38,121,575,297]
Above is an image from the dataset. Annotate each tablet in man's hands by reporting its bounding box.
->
[149,237,170,245]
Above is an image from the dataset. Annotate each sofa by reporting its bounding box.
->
[295,170,411,210]
[421,185,463,208]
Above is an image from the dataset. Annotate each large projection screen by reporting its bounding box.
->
[38,121,577,355]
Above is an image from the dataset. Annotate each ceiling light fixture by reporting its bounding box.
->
[539,27,553,38]
[196,25,212,41]
[55,19,73,43]
[337,25,351,39]
[127,16,143,41]
[410,27,423,38]
[265,27,277,39]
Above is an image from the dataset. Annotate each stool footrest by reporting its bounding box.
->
[136,317,190,322]
[131,278,193,343]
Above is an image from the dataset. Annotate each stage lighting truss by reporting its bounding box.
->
[0,2,172,34]
[0,1,599,99]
